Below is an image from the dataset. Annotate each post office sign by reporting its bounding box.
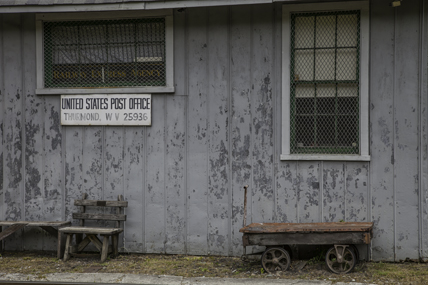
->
[61,94,151,126]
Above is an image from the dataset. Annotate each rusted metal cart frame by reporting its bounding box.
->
[239,185,373,274]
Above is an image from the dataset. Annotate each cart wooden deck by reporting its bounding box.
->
[240,222,374,246]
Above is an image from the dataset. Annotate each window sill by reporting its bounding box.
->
[280,154,371,161]
[36,87,175,95]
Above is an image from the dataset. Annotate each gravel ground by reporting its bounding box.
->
[0,251,427,284]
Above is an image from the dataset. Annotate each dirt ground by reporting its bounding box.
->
[1,251,428,285]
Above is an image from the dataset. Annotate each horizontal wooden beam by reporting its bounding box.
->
[0,0,322,13]
[72,213,126,221]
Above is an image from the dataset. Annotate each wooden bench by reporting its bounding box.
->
[0,220,71,258]
[59,193,127,262]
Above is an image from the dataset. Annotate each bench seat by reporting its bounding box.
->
[60,226,123,235]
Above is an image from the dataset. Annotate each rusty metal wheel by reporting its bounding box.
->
[349,244,359,265]
[261,247,291,273]
[325,245,356,274]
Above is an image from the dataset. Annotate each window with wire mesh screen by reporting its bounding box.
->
[43,18,166,88]
[290,11,360,154]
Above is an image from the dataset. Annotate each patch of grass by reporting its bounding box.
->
[367,261,428,283]
[1,250,428,284]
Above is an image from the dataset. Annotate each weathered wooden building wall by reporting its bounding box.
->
[0,0,427,261]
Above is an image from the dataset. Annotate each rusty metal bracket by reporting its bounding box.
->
[363,232,371,244]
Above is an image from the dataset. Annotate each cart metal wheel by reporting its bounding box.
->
[349,244,360,265]
[325,245,357,274]
[261,247,291,273]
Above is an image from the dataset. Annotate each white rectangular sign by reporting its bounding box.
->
[61,94,151,126]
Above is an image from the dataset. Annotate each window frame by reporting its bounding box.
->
[35,10,174,95]
[281,1,370,161]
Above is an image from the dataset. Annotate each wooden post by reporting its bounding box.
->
[112,234,118,258]
[116,195,123,229]
[101,235,109,262]
[63,234,72,261]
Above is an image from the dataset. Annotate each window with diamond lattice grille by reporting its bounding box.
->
[290,11,360,155]
[43,18,166,88]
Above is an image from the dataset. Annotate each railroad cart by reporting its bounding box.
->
[239,185,373,274]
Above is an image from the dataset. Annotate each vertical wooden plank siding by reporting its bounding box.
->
[422,0,428,261]
[297,162,321,223]
[104,127,124,201]
[64,127,84,223]
[274,3,298,225]
[345,163,369,223]
[22,13,46,250]
[165,96,187,254]
[346,163,370,260]
[123,127,144,252]
[276,163,298,223]
[250,5,275,225]
[370,0,396,261]
[230,5,252,256]
[394,2,420,261]
[42,94,62,240]
[145,95,166,253]
[104,127,125,243]
[0,14,3,223]
[173,10,187,96]
[207,6,230,256]
[3,14,24,250]
[322,163,345,222]
[186,7,209,255]
[82,128,103,200]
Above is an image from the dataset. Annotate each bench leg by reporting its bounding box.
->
[63,234,72,262]
[101,235,109,262]
[112,234,118,258]
[57,229,63,259]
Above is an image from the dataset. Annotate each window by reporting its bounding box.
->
[36,11,173,94]
[281,2,370,161]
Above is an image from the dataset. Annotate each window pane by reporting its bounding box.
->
[290,10,360,154]
[337,115,358,148]
[338,96,358,115]
[294,50,314,81]
[44,18,166,88]
[337,48,357,80]
[295,115,314,148]
[316,15,335,48]
[317,97,335,115]
[294,16,314,48]
[315,49,335,81]
[337,14,358,47]
[296,97,315,115]
[317,115,335,146]
[295,84,315,98]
